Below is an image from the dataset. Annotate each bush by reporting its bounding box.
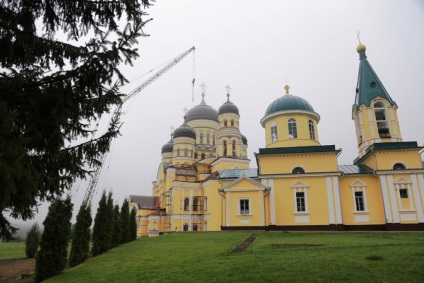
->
[25,223,41,258]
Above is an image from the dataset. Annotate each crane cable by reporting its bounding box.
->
[192,49,196,101]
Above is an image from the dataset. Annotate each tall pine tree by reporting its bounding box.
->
[92,191,113,256]
[35,196,73,282]
[0,0,153,241]
[111,204,122,248]
[69,203,92,267]
[129,208,138,241]
[120,198,131,244]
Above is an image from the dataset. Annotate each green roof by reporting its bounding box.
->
[365,142,420,153]
[339,165,373,175]
[355,49,395,107]
[265,95,315,116]
[258,145,337,155]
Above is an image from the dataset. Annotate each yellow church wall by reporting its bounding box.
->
[374,151,423,170]
[258,154,338,175]
[263,113,320,148]
[211,158,250,172]
[227,190,265,227]
[339,176,385,225]
[203,180,225,230]
[271,176,332,225]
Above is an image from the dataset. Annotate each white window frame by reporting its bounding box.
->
[291,181,310,214]
[308,120,315,140]
[354,191,365,212]
[271,122,278,142]
[239,198,251,215]
[288,118,297,138]
[351,182,369,213]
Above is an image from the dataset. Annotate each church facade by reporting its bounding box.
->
[129,43,424,235]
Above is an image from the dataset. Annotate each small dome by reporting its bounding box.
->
[218,94,239,115]
[241,134,248,145]
[356,43,366,53]
[264,94,315,116]
[185,95,218,122]
[173,123,196,139]
[161,135,174,153]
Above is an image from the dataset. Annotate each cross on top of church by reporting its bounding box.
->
[200,82,207,94]
[225,84,231,94]
[182,107,188,114]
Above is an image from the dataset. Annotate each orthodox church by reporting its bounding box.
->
[129,43,424,235]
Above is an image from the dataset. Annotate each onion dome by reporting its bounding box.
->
[185,93,218,122]
[218,93,239,115]
[161,135,174,153]
[173,123,196,139]
[241,134,248,145]
[264,85,315,116]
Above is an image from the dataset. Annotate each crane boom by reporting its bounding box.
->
[82,46,196,206]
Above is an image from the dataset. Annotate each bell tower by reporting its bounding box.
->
[352,43,402,158]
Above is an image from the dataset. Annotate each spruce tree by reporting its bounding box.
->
[120,198,131,244]
[25,223,41,258]
[129,208,138,241]
[92,191,113,256]
[69,203,92,267]
[35,196,73,282]
[111,204,122,248]
[0,0,153,241]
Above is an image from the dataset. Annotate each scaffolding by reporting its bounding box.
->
[191,196,205,231]
[164,191,172,232]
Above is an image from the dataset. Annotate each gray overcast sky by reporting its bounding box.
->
[11,0,424,231]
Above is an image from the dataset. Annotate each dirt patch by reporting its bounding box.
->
[269,243,325,249]
[0,258,35,282]
[231,234,257,253]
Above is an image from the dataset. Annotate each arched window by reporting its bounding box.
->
[207,133,210,144]
[183,224,189,231]
[223,140,227,156]
[193,197,199,211]
[288,118,297,138]
[224,120,228,127]
[271,124,278,142]
[374,102,390,138]
[393,163,406,170]
[193,224,198,232]
[177,148,181,157]
[199,133,204,144]
[194,152,198,159]
[212,135,215,145]
[292,167,305,174]
[231,120,234,127]
[184,198,189,211]
[184,148,188,157]
[232,140,236,156]
[201,153,205,160]
[309,120,315,140]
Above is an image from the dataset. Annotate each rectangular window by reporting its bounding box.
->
[296,192,305,212]
[271,125,278,142]
[399,189,408,198]
[355,191,365,211]
[240,199,250,215]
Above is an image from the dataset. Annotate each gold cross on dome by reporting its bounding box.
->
[225,84,231,94]
[182,107,188,114]
[170,126,175,133]
[200,82,207,93]
[357,30,361,44]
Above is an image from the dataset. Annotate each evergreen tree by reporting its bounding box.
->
[111,204,122,248]
[92,191,113,256]
[25,223,41,258]
[69,203,92,267]
[120,198,131,244]
[35,196,73,282]
[129,208,138,241]
[0,0,153,241]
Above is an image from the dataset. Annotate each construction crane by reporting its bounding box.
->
[82,46,196,206]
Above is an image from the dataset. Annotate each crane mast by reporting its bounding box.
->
[82,46,195,206]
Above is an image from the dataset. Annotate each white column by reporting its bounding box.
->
[332,177,343,224]
[379,175,393,223]
[259,191,264,226]
[326,177,335,224]
[387,175,400,223]
[226,192,231,226]
[267,179,276,224]
[411,174,424,222]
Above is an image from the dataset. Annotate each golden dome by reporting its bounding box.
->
[356,43,366,53]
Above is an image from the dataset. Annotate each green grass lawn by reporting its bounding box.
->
[0,241,26,260]
[41,232,424,283]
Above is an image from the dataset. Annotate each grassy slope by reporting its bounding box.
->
[36,232,424,282]
[0,242,26,260]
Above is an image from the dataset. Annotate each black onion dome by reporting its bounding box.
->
[161,135,174,153]
[218,94,239,115]
[173,123,196,139]
[241,134,248,145]
[185,95,218,122]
